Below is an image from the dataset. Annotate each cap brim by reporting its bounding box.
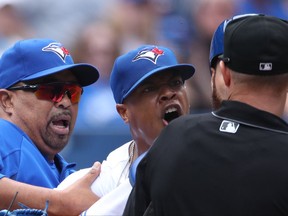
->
[22,63,99,86]
[122,64,195,101]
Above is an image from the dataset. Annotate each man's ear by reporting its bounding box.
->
[210,67,216,90]
[0,89,13,114]
[219,61,231,87]
[116,104,129,123]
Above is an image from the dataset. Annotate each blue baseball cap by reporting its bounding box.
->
[209,13,260,68]
[209,19,225,68]
[0,38,100,88]
[110,45,195,104]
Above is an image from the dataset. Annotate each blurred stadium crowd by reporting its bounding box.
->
[1,0,288,169]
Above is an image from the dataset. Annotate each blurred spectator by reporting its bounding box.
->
[107,0,155,53]
[103,0,193,69]
[147,0,192,63]
[11,0,116,48]
[70,19,126,132]
[186,0,237,113]
[0,0,34,54]
[236,0,288,20]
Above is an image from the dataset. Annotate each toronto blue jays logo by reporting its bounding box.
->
[132,47,164,64]
[42,42,70,62]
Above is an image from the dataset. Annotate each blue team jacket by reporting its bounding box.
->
[0,119,76,188]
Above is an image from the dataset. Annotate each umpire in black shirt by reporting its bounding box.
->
[124,14,288,216]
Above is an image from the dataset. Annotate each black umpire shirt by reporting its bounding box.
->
[123,100,288,216]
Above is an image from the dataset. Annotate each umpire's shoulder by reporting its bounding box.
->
[169,112,211,129]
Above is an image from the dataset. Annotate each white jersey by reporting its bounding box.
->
[81,179,132,216]
[57,141,132,197]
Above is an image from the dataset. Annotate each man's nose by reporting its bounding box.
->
[159,84,176,101]
[55,91,73,108]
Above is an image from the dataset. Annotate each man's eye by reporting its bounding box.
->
[143,86,155,93]
[52,86,62,94]
[170,79,184,87]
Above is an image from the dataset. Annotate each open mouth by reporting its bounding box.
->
[52,119,69,128]
[163,107,181,124]
[51,115,71,135]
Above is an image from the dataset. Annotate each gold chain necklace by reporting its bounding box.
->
[129,140,136,164]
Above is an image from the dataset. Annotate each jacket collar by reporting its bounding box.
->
[212,100,288,134]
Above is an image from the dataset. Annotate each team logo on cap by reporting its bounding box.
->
[42,42,70,62]
[132,47,164,64]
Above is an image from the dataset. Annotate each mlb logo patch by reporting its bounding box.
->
[219,120,239,133]
[259,63,272,71]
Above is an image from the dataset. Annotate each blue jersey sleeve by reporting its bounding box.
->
[0,121,22,179]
